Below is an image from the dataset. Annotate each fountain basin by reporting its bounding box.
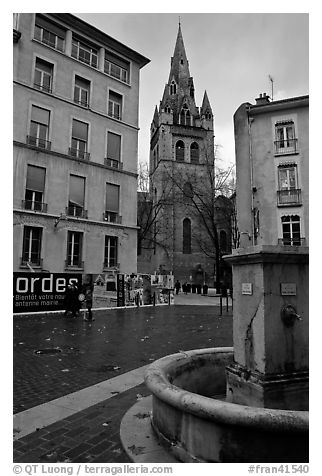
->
[144,347,309,463]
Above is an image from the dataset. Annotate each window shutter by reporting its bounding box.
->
[106,183,119,212]
[26,165,45,192]
[31,106,50,125]
[72,120,88,141]
[69,175,85,207]
[107,132,121,161]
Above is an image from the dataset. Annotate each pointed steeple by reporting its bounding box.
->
[168,23,190,84]
[201,90,213,116]
[152,105,159,127]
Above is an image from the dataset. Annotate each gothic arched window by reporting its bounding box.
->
[190,142,199,164]
[175,140,185,161]
[165,106,171,114]
[183,218,191,254]
[170,81,177,95]
[180,104,191,126]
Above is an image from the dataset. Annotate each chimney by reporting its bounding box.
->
[255,92,270,105]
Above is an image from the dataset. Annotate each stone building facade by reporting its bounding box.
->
[13,13,149,275]
[233,93,309,248]
[138,24,231,286]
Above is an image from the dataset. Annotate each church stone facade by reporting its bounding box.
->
[138,24,225,286]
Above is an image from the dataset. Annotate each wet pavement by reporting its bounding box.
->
[13,304,233,462]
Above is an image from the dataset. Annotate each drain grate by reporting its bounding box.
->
[34,348,62,355]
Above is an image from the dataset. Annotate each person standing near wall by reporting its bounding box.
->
[82,275,94,321]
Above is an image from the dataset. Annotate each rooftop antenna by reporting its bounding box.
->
[268,75,274,101]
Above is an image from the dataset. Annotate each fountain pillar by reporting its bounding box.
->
[224,245,309,410]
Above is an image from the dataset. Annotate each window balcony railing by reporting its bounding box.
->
[103,211,122,224]
[66,206,88,219]
[278,237,306,246]
[65,259,84,270]
[73,98,89,108]
[104,157,123,170]
[108,111,122,121]
[22,200,48,213]
[27,135,51,150]
[68,147,90,160]
[20,257,43,268]
[34,82,52,94]
[277,189,302,206]
[103,260,119,270]
[274,138,298,155]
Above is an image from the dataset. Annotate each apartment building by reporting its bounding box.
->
[13,13,149,274]
[233,93,309,248]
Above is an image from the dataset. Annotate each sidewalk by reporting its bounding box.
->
[13,305,233,463]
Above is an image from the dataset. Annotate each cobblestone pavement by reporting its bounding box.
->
[13,304,232,462]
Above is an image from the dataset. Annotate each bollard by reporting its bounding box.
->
[153,292,156,306]
[219,295,222,315]
[226,294,229,312]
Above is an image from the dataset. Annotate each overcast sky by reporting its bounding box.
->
[75,12,308,170]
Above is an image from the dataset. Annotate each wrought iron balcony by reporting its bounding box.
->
[68,147,90,160]
[278,237,306,246]
[65,259,84,270]
[22,200,48,213]
[277,189,302,206]
[104,157,123,170]
[27,135,51,150]
[103,260,119,270]
[20,257,43,268]
[66,206,88,219]
[103,211,122,224]
[74,98,89,108]
[274,138,298,155]
[34,82,52,94]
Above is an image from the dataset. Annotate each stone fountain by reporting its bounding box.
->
[120,242,308,462]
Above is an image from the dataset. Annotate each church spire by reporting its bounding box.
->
[168,22,190,84]
[201,90,213,116]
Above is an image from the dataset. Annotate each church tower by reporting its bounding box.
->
[148,23,215,284]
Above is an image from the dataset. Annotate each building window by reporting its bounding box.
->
[275,120,297,154]
[108,91,122,120]
[277,165,301,205]
[34,15,65,52]
[70,119,89,159]
[22,226,42,266]
[71,37,98,68]
[66,231,83,267]
[180,104,191,126]
[280,215,302,246]
[190,142,199,163]
[67,174,86,218]
[165,106,171,114]
[170,80,177,95]
[106,132,121,168]
[183,218,191,254]
[74,76,90,107]
[24,165,46,212]
[34,58,53,93]
[105,183,120,223]
[104,236,118,268]
[104,51,130,84]
[220,230,228,252]
[175,140,185,161]
[28,105,51,149]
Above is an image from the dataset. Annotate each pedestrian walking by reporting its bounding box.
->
[175,280,181,295]
[64,282,80,318]
[82,276,94,321]
[182,282,187,294]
